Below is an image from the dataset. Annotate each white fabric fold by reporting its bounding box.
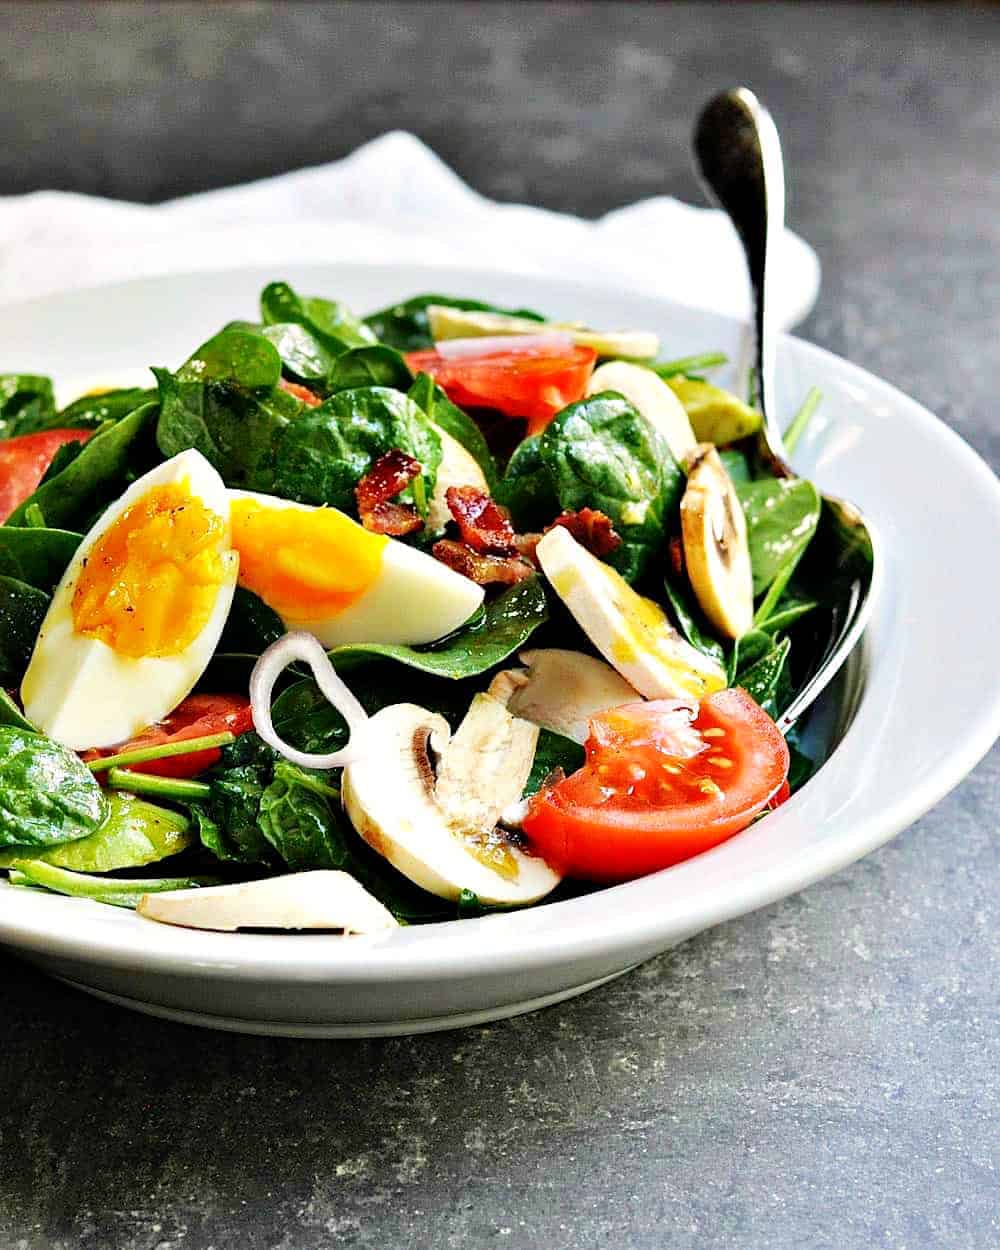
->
[0,131,819,326]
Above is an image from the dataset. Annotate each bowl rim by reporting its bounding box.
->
[1,261,998,987]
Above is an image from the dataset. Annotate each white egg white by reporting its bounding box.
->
[21,450,238,750]
[228,490,484,648]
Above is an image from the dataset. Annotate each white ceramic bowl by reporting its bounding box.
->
[1,265,998,1037]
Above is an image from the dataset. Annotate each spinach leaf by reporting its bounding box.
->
[0,527,80,589]
[497,435,559,528]
[331,577,548,680]
[756,592,818,635]
[737,477,822,611]
[0,791,192,871]
[261,281,376,354]
[409,375,498,491]
[519,393,683,583]
[365,294,543,352]
[786,739,815,792]
[257,761,346,870]
[56,386,155,430]
[0,575,48,684]
[662,577,727,666]
[726,628,773,685]
[0,690,33,731]
[523,729,585,798]
[193,733,280,865]
[269,386,441,513]
[328,346,412,393]
[155,371,298,490]
[0,728,109,849]
[732,634,791,717]
[5,401,159,530]
[260,321,340,384]
[0,375,55,439]
[217,587,286,657]
[6,861,219,909]
[178,327,282,389]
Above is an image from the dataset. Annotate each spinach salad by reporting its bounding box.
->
[0,283,828,933]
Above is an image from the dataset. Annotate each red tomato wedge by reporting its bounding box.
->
[278,378,323,407]
[0,429,93,522]
[405,343,597,435]
[522,689,790,883]
[81,694,254,778]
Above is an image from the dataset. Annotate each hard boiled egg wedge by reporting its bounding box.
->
[21,450,238,750]
[535,525,726,701]
[228,491,484,648]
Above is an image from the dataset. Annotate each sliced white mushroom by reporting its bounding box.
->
[535,526,726,701]
[341,698,561,905]
[586,361,698,464]
[426,305,659,361]
[489,648,640,744]
[680,445,754,640]
[136,871,398,933]
[426,422,489,534]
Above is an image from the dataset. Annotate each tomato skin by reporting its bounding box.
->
[0,429,93,521]
[278,378,322,407]
[523,689,790,883]
[405,345,597,435]
[81,694,254,778]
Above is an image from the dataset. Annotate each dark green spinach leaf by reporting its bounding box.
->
[409,375,498,491]
[0,575,48,684]
[259,321,340,384]
[0,690,33,731]
[331,577,547,680]
[523,729,585,798]
[0,527,80,589]
[0,727,108,849]
[328,345,412,393]
[178,327,282,389]
[217,587,286,657]
[504,393,683,583]
[257,761,346,870]
[56,386,155,430]
[155,370,299,489]
[5,401,159,530]
[496,434,559,528]
[364,293,544,352]
[732,634,791,717]
[662,577,727,666]
[269,386,441,513]
[737,476,822,601]
[0,375,55,439]
[261,281,376,354]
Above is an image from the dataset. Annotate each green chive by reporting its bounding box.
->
[105,767,212,801]
[784,387,822,456]
[651,351,729,378]
[86,730,234,773]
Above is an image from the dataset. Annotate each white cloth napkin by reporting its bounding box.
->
[0,131,819,327]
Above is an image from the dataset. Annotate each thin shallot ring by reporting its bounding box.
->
[250,632,369,770]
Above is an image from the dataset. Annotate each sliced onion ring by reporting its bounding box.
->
[435,333,575,359]
[250,632,369,770]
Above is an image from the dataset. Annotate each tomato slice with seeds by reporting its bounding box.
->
[0,429,93,522]
[81,694,254,778]
[522,689,790,883]
[405,344,597,435]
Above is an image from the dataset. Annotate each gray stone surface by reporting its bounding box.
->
[1,4,997,1248]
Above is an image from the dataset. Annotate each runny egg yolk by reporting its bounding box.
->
[230,498,387,620]
[71,481,226,659]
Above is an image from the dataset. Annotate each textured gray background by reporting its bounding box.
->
[1,4,998,1249]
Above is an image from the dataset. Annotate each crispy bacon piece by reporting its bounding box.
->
[432,539,536,586]
[546,508,622,558]
[278,378,323,407]
[356,449,424,537]
[445,486,517,554]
